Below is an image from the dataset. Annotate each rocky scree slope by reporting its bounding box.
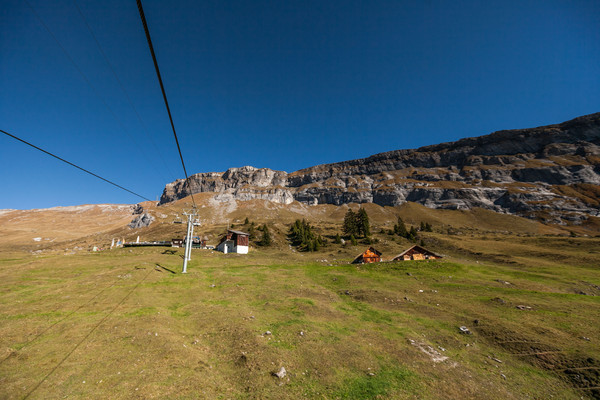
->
[159,113,600,224]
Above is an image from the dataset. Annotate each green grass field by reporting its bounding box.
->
[1,232,599,399]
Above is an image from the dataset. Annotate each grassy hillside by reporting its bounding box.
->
[1,232,599,399]
[1,197,599,398]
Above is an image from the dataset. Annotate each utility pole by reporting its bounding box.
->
[181,208,199,274]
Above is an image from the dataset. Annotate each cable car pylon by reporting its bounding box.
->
[181,207,199,274]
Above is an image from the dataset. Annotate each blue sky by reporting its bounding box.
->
[1,0,599,209]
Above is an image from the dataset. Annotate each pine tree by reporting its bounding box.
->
[313,238,320,251]
[357,208,370,237]
[420,221,426,231]
[288,219,318,251]
[350,234,357,246]
[425,222,433,232]
[244,217,249,225]
[317,235,324,247]
[334,233,342,244]
[396,217,408,238]
[408,226,418,241]
[343,209,358,237]
[260,224,272,246]
[248,223,256,240]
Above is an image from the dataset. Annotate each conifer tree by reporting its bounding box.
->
[408,226,418,241]
[317,235,324,247]
[260,224,272,246]
[396,217,408,238]
[334,233,342,244]
[357,208,371,237]
[288,219,319,251]
[313,238,320,251]
[350,234,357,246]
[343,209,358,237]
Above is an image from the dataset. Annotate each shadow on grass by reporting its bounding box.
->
[155,264,176,274]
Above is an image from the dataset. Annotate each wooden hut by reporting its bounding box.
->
[393,245,442,261]
[217,229,250,254]
[352,247,382,264]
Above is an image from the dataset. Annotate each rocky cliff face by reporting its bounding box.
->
[159,113,600,224]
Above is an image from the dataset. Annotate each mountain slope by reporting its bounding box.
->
[160,113,600,224]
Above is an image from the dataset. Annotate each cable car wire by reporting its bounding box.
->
[135,0,197,208]
[1,128,153,202]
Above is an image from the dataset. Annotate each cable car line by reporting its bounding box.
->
[135,0,197,208]
[1,128,153,202]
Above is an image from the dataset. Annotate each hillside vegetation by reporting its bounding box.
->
[1,197,599,399]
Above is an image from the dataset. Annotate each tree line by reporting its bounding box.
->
[288,219,325,252]
[240,208,435,251]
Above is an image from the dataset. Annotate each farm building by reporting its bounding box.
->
[216,229,250,254]
[171,238,183,248]
[351,247,382,264]
[393,245,442,261]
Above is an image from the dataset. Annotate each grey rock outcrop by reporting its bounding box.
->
[128,213,155,229]
[158,113,600,223]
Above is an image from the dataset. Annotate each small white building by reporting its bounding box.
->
[216,229,249,254]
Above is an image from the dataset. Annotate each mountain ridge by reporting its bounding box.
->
[160,113,600,224]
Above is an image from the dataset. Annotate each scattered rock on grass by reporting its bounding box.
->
[515,305,532,310]
[459,326,472,335]
[272,367,286,379]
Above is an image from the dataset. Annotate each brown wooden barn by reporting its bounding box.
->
[393,245,442,261]
[352,247,382,264]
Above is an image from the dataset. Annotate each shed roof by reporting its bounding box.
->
[228,229,249,236]
[393,245,442,259]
